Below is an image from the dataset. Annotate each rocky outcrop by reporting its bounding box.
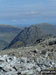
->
[0,54,56,75]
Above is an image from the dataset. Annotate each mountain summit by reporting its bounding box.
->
[5,25,45,49]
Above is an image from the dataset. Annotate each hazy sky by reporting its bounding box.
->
[0,0,56,26]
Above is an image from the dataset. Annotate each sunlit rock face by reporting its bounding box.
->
[0,54,56,75]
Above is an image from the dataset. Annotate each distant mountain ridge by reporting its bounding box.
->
[3,23,56,49]
[0,24,23,49]
[6,26,43,48]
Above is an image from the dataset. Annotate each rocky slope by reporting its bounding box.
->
[0,48,56,75]
[1,37,56,74]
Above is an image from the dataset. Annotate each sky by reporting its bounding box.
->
[0,0,56,26]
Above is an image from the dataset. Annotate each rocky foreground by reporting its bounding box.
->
[0,37,56,75]
[0,50,56,75]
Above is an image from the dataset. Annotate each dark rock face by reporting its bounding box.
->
[49,40,56,45]
[41,50,46,55]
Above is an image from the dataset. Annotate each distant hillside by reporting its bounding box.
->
[36,23,56,36]
[0,24,23,49]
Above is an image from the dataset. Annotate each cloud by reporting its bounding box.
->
[0,10,56,20]
[0,0,56,21]
[12,19,17,22]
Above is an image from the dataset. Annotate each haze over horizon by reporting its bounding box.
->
[0,0,56,26]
